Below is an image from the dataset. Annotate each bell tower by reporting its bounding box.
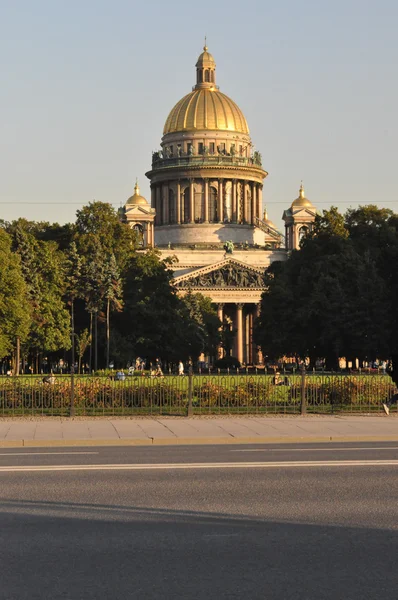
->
[282,183,317,250]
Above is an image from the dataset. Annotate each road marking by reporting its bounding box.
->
[230,447,398,453]
[0,452,99,456]
[1,460,398,472]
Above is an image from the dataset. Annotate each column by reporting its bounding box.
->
[255,304,263,365]
[189,179,194,224]
[151,185,155,209]
[232,180,237,223]
[217,303,224,359]
[236,181,241,223]
[236,303,244,365]
[257,185,263,221]
[156,186,161,225]
[252,183,257,224]
[148,222,153,247]
[242,182,247,223]
[164,185,169,225]
[218,179,224,223]
[245,312,250,364]
[204,179,209,223]
[176,181,181,224]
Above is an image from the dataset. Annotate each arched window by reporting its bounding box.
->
[205,70,210,82]
[133,224,144,247]
[209,186,218,222]
[299,226,308,241]
[169,189,175,224]
[194,185,204,222]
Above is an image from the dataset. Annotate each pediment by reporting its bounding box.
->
[125,205,154,216]
[173,258,265,290]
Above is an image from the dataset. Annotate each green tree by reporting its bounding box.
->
[103,253,123,368]
[10,223,71,369]
[0,229,31,363]
[82,246,106,371]
[75,201,137,272]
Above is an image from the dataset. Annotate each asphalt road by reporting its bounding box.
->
[1,443,397,599]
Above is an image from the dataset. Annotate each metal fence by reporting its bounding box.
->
[0,372,396,417]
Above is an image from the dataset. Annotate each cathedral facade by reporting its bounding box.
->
[122,45,317,365]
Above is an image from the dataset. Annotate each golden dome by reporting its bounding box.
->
[196,44,215,67]
[163,44,249,135]
[291,183,313,208]
[163,89,249,135]
[126,181,148,206]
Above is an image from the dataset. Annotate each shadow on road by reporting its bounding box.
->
[0,498,397,599]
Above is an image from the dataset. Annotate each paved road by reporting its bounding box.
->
[1,443,397,599]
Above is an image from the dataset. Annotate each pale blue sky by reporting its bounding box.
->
[1,0,397,230]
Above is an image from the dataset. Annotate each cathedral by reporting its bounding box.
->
[122,44,317,365]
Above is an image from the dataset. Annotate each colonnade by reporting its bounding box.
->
[152,178,263,226]
[217,302,263,366]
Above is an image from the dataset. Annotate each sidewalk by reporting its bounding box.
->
[0,415,397,447]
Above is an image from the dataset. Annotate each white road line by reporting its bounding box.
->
[230,447,398,453]
[0,452,99,456]
[1,460,398,472]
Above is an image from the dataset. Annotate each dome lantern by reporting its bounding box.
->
[195,40,216,89]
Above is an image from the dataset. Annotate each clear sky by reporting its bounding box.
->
[1,0,397,230]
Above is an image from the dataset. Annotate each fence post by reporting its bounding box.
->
[70,365,75,417]
[187,364,193,417]
[300,364,306,415]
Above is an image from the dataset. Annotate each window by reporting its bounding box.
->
[205,70,210,82]
[209,142,215,154]
[198,142,204,155]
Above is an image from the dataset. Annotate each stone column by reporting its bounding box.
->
[164,185,169,225]
[252,183,257,223]
[242,182,247,223]
[176,181,181,224]
[217,303,224,358]
[151,185,155,209]
[156,186,161,225]
[204,179,209,223]
[236,303,244,365]
[255,304,263,365]
[257,185,263,221]
[236,181,241,223]
[218,179,224,222]
[232,180,237,223]
[189,179,194,224]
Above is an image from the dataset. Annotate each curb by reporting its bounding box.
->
[1,435,398,448]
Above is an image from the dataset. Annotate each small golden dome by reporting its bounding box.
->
[291,183,313,208]
[126,181,148,206]
[163,88,249,135]
[196,45,215,67]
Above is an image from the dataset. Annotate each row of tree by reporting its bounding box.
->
[0,202,221,373]
[255,205,398,384]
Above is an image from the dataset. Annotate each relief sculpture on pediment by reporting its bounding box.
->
[175,265,264,289]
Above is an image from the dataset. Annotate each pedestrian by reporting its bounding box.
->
[178,361,184,376]
[383,393,398,415]
[155,364,164,378]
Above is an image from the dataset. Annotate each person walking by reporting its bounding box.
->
[383,393,398,415]
[178,361,184,376]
